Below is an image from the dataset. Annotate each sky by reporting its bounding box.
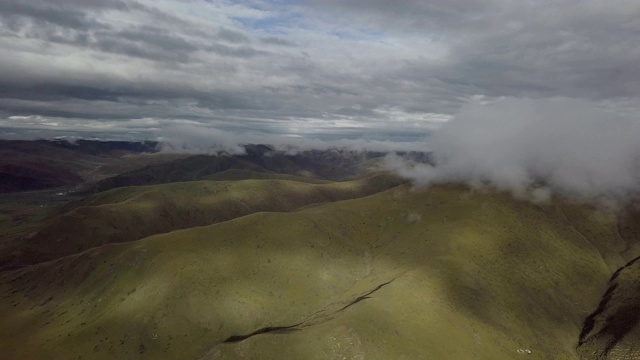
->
[0,0,639,153]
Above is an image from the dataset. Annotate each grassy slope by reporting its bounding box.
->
[1,174,402,266]
[0,188,86,270]
[81,153,191,184]
[577,255,640,359]
[0,184,635,359]
[90,149,383,193]
[90,155,273,193]
[200,169,330,184]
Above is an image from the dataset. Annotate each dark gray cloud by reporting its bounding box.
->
[0,1,98,30]
[260,36,295,46]
[311,0,640,101]
[0,0,638,154]
[217,28,250,43]
[207,43,268,58]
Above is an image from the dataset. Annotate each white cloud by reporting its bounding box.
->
[386,98,640,202]
[157,124,429,154]
[1,0,639,163]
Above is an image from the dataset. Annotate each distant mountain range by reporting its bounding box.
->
[0,139,159,193]
[0,139,430,194]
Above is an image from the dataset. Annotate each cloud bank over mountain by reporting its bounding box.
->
[157,124,429,154]
[386,98,640,201]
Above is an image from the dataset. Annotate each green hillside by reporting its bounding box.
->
[1,174,403,267]
[90,155,269,193]
[90,148,385,193]
[0,184,635,359]
[201,169,330,183]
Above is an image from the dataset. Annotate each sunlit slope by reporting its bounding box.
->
[0,185,635,359]
[2,174,402,266]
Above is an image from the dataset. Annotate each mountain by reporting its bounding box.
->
[1,140,639,360]
[53,139,159,155]
[0,140,179,193]
[200,169,330,183]
[90,147,389,193]
[1,174,403,267]
[0,161,83,193]
[1,183,638,359]
[90,154,268,193]
[0,140,399,194]
[576,204,640,359]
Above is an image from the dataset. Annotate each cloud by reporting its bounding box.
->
[0,0,638,152]
[157,123,430,155]
[0,0,448,140]
[311,0,640,100]
[260,36,295,46]
[217,28,250,44]
[386,98,640,202]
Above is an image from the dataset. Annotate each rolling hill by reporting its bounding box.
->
[89,146,388,193]
[0,140,184,193]
[1,184,638,359]
[0,174,404,267]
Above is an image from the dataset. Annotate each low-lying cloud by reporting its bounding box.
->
[157,124,429,155]
[386,98,640,202]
